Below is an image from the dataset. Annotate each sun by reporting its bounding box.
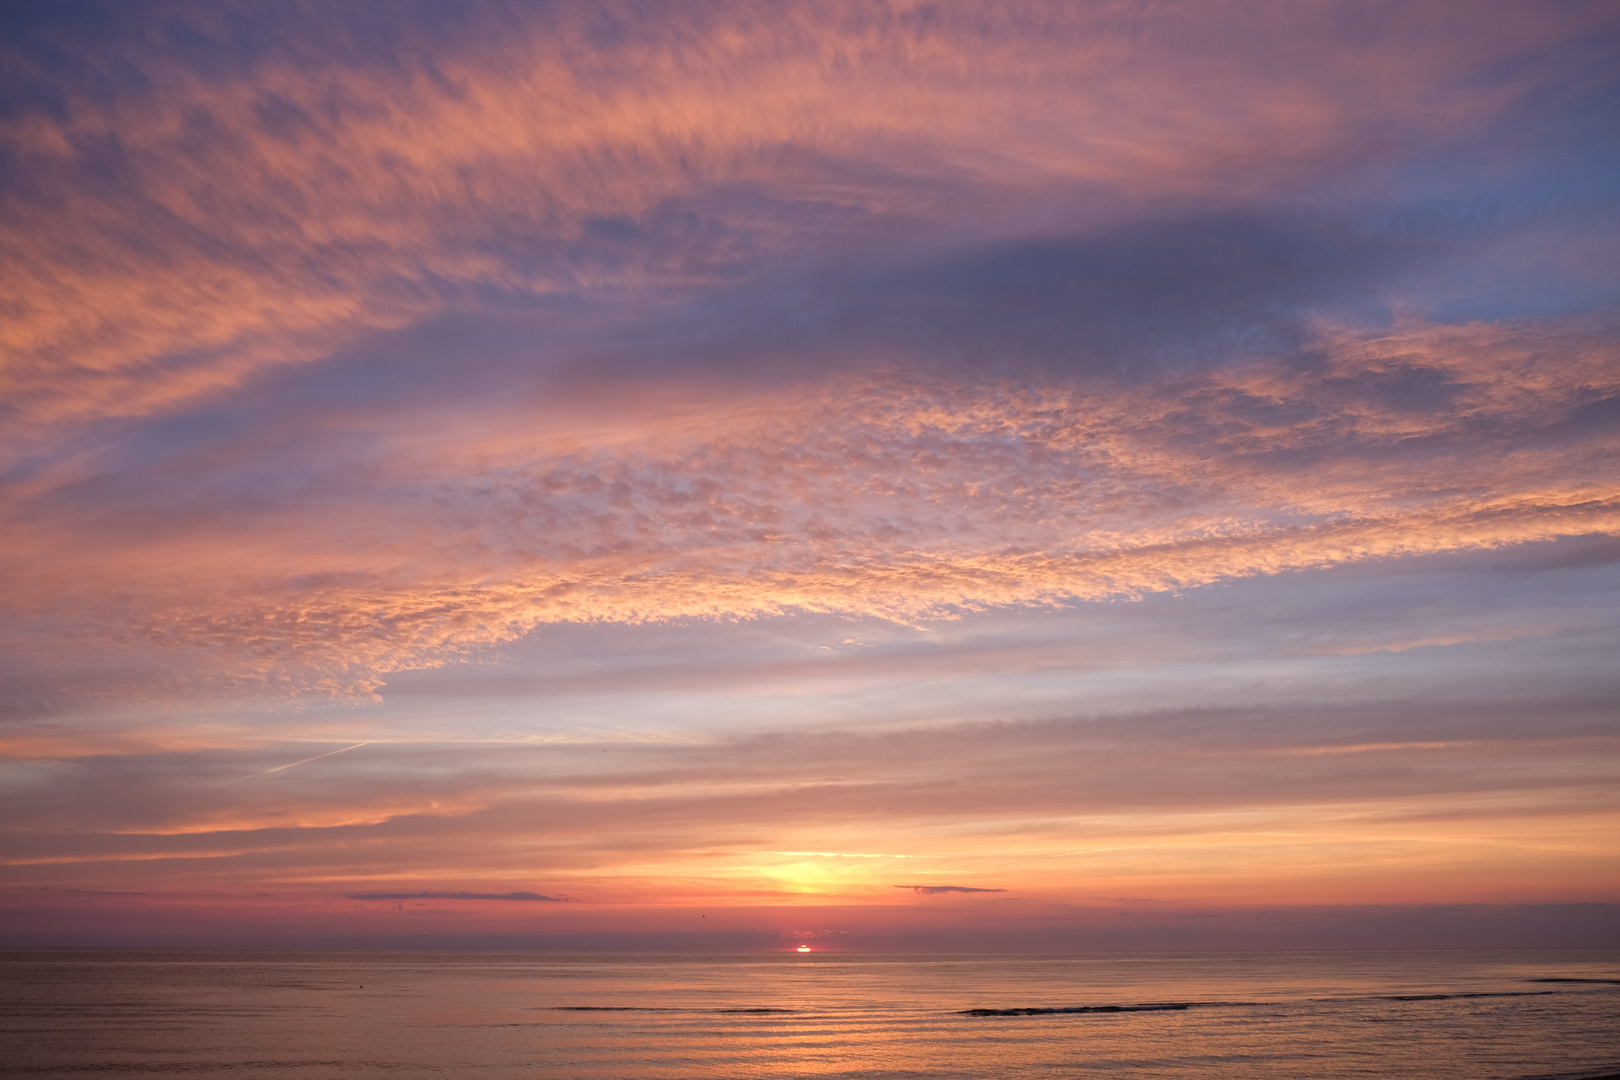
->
[796,945,812,953]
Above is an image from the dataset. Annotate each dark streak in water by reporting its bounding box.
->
[1383,991,1559,1002]
[959,1002,1197,1016]
[717,1008,797,1014]
[553,1006,680,1011]
[551,1006,796,1014]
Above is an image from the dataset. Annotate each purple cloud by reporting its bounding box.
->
[348,891,566,903]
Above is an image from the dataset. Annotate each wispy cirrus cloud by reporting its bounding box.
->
[2,0,1611,440]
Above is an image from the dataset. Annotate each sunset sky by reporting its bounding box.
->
[2,0,1617,950]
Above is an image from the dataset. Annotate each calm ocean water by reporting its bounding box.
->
[3,949,1618,1079]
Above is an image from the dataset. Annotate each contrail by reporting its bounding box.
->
[216,742,369,787]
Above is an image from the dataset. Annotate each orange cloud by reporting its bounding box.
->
[2,708,1614,911]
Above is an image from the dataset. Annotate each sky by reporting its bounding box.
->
[1,0,1617,951]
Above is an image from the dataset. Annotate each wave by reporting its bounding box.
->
[964,986,1599,1018]
[1527,978,1620,985]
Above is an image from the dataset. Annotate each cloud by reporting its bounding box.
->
[3,694,1614,910]
[2,0,1611,443]
[347,891,565,902]
[3,315,1614,703]
[897,885,1007,895]
[0,1,1615,713]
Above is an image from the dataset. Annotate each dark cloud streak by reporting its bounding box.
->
[347,891,566,902]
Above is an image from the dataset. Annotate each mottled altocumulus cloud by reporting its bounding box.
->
[4,317,1615,700]
[1,0,1617,941]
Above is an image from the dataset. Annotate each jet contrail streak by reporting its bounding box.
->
[216,742,370,786]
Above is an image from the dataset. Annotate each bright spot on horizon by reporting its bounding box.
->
[796,945,813,953]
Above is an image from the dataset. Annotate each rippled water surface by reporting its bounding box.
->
[4,949,1619,1078]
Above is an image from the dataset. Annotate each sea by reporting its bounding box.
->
[3,949,1618,1079]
